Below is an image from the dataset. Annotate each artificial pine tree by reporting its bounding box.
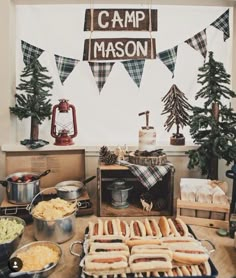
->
[10,57,53,144]
[187,51,236,179]
[161,84,192,145]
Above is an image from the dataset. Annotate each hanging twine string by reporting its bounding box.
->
[88,0,94,62]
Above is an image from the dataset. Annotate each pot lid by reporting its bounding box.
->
[107,181,133,192]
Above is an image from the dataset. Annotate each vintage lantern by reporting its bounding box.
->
[51,99,78,145]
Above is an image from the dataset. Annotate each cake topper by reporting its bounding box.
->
[138,110,154,130]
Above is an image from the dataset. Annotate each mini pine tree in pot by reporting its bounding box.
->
[187,51,236,180]
[10,57,53,146]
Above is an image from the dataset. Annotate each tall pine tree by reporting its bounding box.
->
[187,51,236,179]
[10,57,53,141]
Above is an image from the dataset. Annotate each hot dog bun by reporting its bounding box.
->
[130,220,146,237]
[131,244,173,260]
[129,253,172,273]
[84,253,128,275]
[89,242,129,257]
[160,236,200,246]
[181,265,198,276]
[196,261,211,276]
[158,216,171,236]
[168,217,189,237]
[89,234,125,244]
[116,219,130,237]
[126,237,161,247]
[88,219,103,237]
[172,245,209,264]
[166,266,184,276]
[104,219,119,235]
[144,218,162,237]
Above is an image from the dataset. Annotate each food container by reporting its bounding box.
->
[0,216,25,262]
[27,191,77,243]
[9,241,62,278]
[55,176,96,200]
[0,170,51,204]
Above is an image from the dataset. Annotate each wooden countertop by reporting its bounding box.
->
[19,215,236,278]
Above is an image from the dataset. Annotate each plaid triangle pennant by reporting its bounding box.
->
[55,55,79,85]
[157,46,178,77]
[21,40,44,66]
[122,60,145,88]
[185,29,207,59]
[89,62,114,93]
[211,9,230,41]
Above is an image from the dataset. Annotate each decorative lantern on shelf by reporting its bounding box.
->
[51,99,78,146]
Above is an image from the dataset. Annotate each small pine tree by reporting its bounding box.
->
[187,51,236,179]
[10,57,53,141]
[161,84,192,145]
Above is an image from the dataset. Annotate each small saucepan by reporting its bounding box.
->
[55,176,96,200]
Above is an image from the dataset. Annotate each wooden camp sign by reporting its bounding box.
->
[83,38,156,61]
[84,9,158,31]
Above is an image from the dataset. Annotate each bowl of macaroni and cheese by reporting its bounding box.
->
[0,216,25,262]
[10,241,62,277]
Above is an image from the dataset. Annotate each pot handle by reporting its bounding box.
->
[69,240,83,257]
[26,187,56,213]
[83,176,96,185]
[0,180,7,187]
[198,239,216,254]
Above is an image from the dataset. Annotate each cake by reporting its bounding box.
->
[138,128,156,152]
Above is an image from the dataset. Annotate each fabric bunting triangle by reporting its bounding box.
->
[157,46,178,77]
[211,9,230,41]
[55,55,79,85]
[21,40,44,66]
[185,29,207,59]
[89,62,114,92]
[122,60,145,88]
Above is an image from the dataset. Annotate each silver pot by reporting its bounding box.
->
[0,216,26,262]
[55,176,96,200]
[0,170,51,204]
[9,241,62,278]
[32,211,76,244]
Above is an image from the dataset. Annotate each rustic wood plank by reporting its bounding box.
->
[83,38,156,61]
[84,9,158,31]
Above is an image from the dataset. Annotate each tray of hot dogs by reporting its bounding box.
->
[70,216,218,278]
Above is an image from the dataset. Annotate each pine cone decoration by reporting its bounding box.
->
[103,152,118,165]
[99,146,109,162]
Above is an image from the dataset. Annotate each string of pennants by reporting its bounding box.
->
[21,9,229,93]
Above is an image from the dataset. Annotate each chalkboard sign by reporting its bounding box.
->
[84,9,158,31]
[83,38,156,61]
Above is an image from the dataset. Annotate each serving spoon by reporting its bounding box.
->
[9,262,55,277]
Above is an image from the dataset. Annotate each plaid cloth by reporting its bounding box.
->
[89,62,114,92]
[21,40,44,66]
[122,60,145,88]
[119,160,174,190]
[185,29,207,59]
[55,55,79,84]
[157,45,178,77]
[211,9,230,41]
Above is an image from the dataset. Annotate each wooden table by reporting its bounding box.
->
[19,215,236,278]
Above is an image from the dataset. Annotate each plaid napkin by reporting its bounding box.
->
[118,160,174,190]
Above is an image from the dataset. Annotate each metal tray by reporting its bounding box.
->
[75,225,218,278]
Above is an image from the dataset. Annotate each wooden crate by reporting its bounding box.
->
[176,198,230,229]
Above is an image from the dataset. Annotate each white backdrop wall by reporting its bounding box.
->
[15,4,233,147]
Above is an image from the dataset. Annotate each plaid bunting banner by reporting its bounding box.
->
[122,60,145,88]
[89,62,114,92]
[211,9,230,41]
[21,40,44,66]
[55,55,79,84]
[157,46,178,77]
[185,29,207,59]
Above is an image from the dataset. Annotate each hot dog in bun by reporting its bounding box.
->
[84,253,128,275]
[168,217,189,237]
[129,253,172,273]
[88,235,125,244]
[104,219,119,235]
[172,245,209,264]
[89,242,129,257]
[88,219,103,237]
[126,237,161,248]
[195,261,211,276]
[130,220,146,237]
[116,219,130,237]
[131,244,173,260]
[144,218,162,237]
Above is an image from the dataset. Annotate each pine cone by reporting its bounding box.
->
[103,153,118,165]
[99,146,109,162]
